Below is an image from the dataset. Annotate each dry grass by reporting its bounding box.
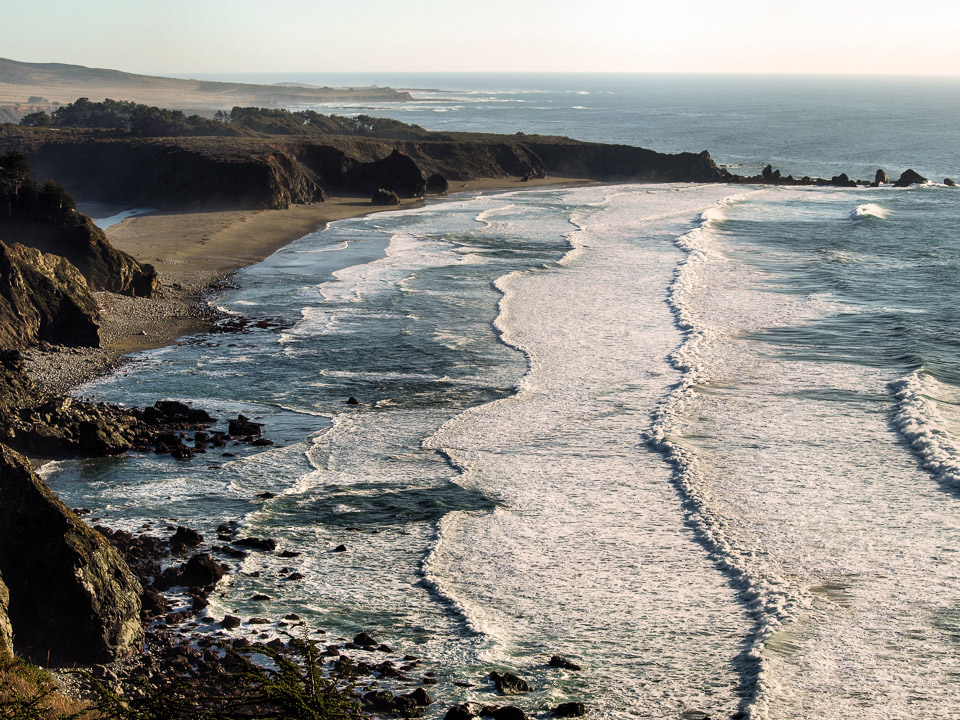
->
[0,657,95,719]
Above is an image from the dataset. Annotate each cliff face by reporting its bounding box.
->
[0,239,100,348]
[0,443,143,665]
[5,131,733,213]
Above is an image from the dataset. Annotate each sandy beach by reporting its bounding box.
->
[25,176,592,395]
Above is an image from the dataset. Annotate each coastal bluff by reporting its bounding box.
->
[1,122,732,212]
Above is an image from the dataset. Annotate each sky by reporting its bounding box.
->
[4,0,959,76]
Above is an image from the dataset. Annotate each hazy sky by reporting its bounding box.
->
[5,0,959,76]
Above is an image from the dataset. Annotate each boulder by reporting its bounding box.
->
[0,444,142,665]
[234,537,277,551]
[180,553,226,587]
[480,706,528,720]
[490,671,530,695]
[228,414,263,437]
[372,188,401,206]
[553,703,586,717]
[445,705,478,720]
[354,632,378,647]
[945,178,956,187]
[875,169,888,185]
[893,169,928,187]
[426,173,449,194]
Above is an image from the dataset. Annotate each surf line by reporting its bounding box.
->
[643,190,801,720]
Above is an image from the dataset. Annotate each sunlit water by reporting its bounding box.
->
[47,78,960,718]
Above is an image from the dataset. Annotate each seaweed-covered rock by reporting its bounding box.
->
[0,444,143,665]
[489,671,530,695]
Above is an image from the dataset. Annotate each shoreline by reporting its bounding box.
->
[26,175,595,396]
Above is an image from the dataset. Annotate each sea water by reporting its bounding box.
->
[46,76,960,719]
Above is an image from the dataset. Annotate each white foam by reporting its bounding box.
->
[849,203,890,220]
[889,370,960,487]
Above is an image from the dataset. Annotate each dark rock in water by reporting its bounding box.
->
[257,492,277,499]
[875,169,889,185]
[333,544,348,552]
[286,572,304,581]
[490,671,530,695]
[408,687,434,706]
[893,169,928,187]
[0,572,12,658]
[363,687,433,717]
[252,438,274,447]
[445,705,478,720]
[170,526,203,552]
[346,396,360,405]
[548,655,582,671]
[234,536,277,551]
[0,240,101,349]
[480,706,528,720]
[147,400,216,427]
[0,444,142,665]
[284,613,301,620]
[154,553,226,590]
[553,703,586,717]
[221,615,241,629]
[830,173,857,188]
[280,549,301,558]
[945,178,956,187]
[228,414,263,437]
[372,188,401,205]
[426,173,449,193]
[354,632,378,647]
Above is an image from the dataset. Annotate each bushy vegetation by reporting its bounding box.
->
[17,99,428,141]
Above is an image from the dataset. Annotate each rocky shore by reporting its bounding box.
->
[0,103,947,715]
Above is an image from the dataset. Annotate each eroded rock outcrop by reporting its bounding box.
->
[0,443,143,665]
[0,571,12,658]
[0,239,100,348]
[346,149,426,198]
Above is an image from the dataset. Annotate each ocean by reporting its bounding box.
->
[44,74,960,719]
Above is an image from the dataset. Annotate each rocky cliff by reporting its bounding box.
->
[0,571,12,658]
[0,239,100,348]
[0,443,143,665]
